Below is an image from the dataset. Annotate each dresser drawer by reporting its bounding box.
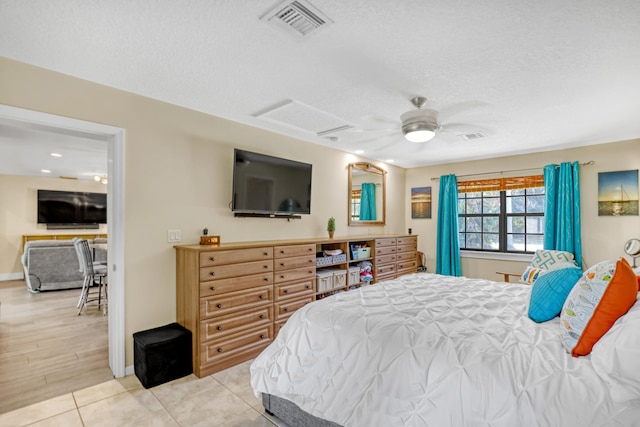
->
[274,254,316,271]
[375,238,396,247]
[375,263,396,276]
[199,272,272,297]
[274,295,314,320]
[274,265,316,284]
[200,324,273,367]
[200,247,272,267]
[395,251,416,262]
[396,236,417,247]
[274,279,314,301]
[200,260,273,282]
[200,306,272,342]
[397,259,418,272]
[375,254,396,265]
[200,285,272,318]
[274,244,316,259]
[375,245,396,256]
[397,243,417,253]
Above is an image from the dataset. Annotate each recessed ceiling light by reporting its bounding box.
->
[386,159,395,163]
[355,150,364,154]
[50,153,62,157]
[41,169,51,173]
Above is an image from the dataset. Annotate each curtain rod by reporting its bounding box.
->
[430,160,595,181]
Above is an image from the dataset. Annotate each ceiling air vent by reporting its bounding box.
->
[261,0,333,39]
[460,132,486,141]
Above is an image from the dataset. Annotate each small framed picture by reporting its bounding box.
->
[597,169,639,216]
[411,186,432,219]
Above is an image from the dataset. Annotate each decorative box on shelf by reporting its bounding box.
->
[199,235,220,246]
[316,253,347,266]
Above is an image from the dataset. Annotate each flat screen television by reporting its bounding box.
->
[232,149,312,216]
[37,189,107,226]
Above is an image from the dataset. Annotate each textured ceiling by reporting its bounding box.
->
[1,0,639,175]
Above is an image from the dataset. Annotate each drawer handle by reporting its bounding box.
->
[217,348,223,353]
[264,265,269,269]
[259,294,265,299]
[264,252,269,256]
[216,303,222,309]
[263,277,269,282]
[209,286,215,291]
[217,325,222,330]
[283,289,289,294]
[280,263,285,267]
[259,314,265,319]
[260,334,265,339]
[209,256,215,262]
[280,275,285,279]
[305,284,310,289]
[280,250,285,254]
[209,272,216,277]
[284,307,289,312]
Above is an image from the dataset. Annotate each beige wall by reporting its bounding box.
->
[0,174,107,277]
[407,138,640,279]
[0,57,406,365]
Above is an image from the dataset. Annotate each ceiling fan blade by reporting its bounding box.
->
[373,136,405,152]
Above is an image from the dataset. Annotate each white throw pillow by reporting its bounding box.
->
[591,297,640,402]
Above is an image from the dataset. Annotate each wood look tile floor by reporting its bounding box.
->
[0,280,286,426]
[0,280,112,414]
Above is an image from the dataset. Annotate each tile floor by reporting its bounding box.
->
[0,359,287,427]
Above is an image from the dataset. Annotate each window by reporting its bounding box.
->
[351,189,361,222]
[457,176,545,253]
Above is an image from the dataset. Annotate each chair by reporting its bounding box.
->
[74,239,108,315]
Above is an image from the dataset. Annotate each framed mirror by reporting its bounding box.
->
[348,162,386,226]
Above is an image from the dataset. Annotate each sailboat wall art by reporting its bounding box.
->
[597,169,639,216]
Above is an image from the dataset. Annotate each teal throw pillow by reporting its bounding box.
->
[528,266,582,323]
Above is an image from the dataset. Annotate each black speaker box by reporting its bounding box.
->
[133,322,192,388]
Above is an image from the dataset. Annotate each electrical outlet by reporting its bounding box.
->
[167,229,181,243]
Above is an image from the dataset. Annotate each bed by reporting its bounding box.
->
[250,272,640,427]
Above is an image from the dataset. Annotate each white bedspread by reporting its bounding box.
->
[250,273,640,427]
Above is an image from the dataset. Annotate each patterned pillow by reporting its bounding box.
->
[520,261,578,284]
[520,266,544,284]
[531,249,574,270]
[560,258,638,357]
[528,266,582,322]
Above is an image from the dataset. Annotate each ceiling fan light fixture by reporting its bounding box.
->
[403,126,436,143]
[401,109,438,143]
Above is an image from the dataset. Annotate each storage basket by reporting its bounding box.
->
[351,247,371,260]
[348,266,361,285]
[316,270,335,292]
[332,270,347,289]
[316,253,347,266]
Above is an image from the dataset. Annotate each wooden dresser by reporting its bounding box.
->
[175,234,418,377]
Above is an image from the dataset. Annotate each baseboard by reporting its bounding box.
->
[125,365,135,377]
[0,272,24,281]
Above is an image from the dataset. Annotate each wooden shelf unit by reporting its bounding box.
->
[175,234,417,377]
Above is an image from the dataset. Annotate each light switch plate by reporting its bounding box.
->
[167,229,181,243]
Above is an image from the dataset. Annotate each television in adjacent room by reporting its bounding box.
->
[37,189,107,226]
[232,149,312,217]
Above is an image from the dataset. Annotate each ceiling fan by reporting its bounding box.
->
[318,96,489,148]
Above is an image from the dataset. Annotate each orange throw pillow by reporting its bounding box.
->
[560,258,639,357]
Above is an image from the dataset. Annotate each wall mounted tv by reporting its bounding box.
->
[37,189,107,229]
[232,149,312,218]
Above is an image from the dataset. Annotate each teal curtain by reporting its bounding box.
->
[544,161,582,266]
[436,174,462,276]
[360,183,376,220]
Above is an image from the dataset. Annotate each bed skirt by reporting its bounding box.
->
[262,393,342,427]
